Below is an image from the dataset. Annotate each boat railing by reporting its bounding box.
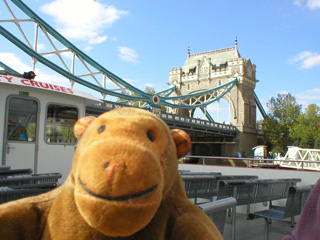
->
[183,155,320,171]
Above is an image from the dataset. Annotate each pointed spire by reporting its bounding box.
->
[234,36,240,58]
[188,46,190,57]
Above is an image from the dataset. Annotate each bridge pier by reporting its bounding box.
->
[231,131,258,158]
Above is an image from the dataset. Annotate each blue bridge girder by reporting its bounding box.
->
[254,92,268,120]
[0,61,20,74]
[0,0,240,116]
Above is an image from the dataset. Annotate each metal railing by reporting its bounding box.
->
[89,101,237,133]
[183,155,320,171]
[158,112,236,132]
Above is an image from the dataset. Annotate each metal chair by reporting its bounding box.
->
[198,197,237,235]
[248,185,312,240]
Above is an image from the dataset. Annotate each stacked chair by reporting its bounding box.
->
[180,170,311,239]
[0,165,61,204]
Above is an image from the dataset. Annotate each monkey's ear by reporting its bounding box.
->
[171,129,191,159]
[73,116,96,140]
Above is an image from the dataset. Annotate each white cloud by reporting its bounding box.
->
[40,0,128,44]
[118,46,139,63]
[0,53,31,73]
[289,51,320,69]
[296,99,309,106]
[0,53,70,86]
[293,0,320,9]
[301,55,320,69]
[84,46,93,52]
[294,88,320,109]
[61,50,73,59]
[289,51,313,62]
[307,0,320,9]
[37,43,46,52]
[295,88,320,100]
[34,68,70,86]
[88,35,108,45]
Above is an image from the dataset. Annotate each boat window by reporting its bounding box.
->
[45,104,78,144]
[7,97,38,142]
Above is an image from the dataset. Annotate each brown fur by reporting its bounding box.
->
[0,108,223,240]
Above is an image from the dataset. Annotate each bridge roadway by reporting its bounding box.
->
[86,101,236,143]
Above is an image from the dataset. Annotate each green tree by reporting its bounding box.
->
[116,87,153,107]
[315,136,320,149]
[144,86,156,94]
[292,104,320,149]
[299,133,314,148]
[263,93,302,152]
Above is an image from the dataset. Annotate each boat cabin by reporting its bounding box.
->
[0,73,101,181]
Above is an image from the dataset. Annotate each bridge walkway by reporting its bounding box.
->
[86,101,237,143]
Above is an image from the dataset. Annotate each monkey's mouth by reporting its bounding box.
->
[78,177,157,202]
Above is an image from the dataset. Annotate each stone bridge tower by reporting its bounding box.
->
[169,39,258,157]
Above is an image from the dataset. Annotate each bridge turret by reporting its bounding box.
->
[168,40,260,157]
[169,67,183,90]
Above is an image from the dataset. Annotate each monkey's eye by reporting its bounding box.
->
[98,125,105,133]
[147,130,155,142]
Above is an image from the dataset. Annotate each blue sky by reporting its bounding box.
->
[1,0,320,121]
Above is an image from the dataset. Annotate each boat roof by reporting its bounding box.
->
[0,74,101,102]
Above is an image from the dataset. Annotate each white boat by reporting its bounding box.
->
[0,72,101,181]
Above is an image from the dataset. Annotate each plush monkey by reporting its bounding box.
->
[0,107,223,240]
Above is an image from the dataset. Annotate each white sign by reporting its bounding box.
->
[0,75,100,102]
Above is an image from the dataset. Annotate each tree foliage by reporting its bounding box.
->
[263,93,302,152]
[267,93,301,124]
[263,93,320,151]
[292,104,320,148]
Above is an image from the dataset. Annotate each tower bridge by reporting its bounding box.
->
[169,41,261,157]
[0,0,266,158]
